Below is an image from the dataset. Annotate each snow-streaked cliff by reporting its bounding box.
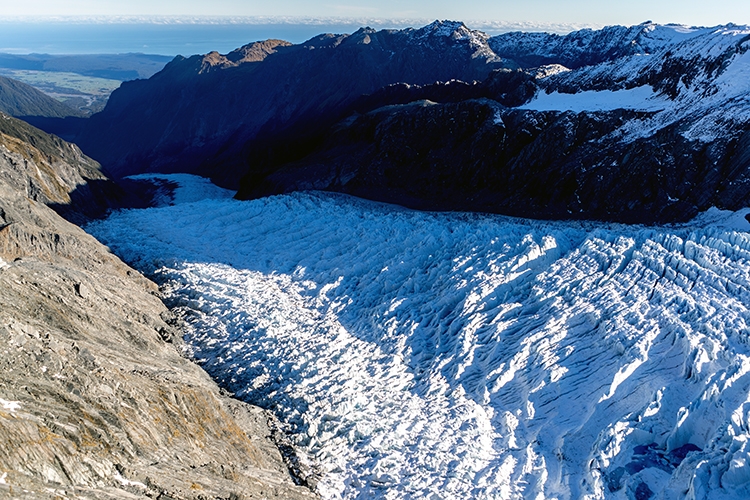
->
[519,24,750,143]
[88,175,750,500]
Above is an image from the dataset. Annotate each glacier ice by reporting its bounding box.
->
[87,175,750,500]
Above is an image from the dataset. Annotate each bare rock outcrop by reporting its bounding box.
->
[0,113,315,498]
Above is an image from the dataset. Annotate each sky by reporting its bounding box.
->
[2,1,749,28]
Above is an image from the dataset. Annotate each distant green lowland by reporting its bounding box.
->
[0,53,173,80]
[0,53,172,115]
[0,69,121,114]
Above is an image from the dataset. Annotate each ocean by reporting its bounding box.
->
[0,19,589,57]
[0,22,379,56]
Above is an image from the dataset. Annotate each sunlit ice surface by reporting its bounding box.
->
[87,174,750,499]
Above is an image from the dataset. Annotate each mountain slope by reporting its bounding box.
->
[0,111,120,224]
[73,21,512,185]
[0,75,83,118]
[0,113,315,498]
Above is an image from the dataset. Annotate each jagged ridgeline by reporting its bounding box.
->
[63,20,750,224]
[0,111,116,224]
[0,113,316,498]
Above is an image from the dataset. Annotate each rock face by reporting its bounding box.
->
[0,112,121,224]
[72,21,511,186]
[0,113,315,498]
[237,95,750,223]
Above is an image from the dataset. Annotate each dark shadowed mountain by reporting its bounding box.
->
[0,75,83,118]
[59,21,750,223]
[73,21,512,185]
[235,22,750,223]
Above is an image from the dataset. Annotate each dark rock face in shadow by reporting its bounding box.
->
[236,98,750,224]
[71,22,513,186]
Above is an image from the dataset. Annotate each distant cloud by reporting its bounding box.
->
[467,19,602,34]
[0,14,599,34]
[328,5,379,16]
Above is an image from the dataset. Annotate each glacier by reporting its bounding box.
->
[86,174,750,500]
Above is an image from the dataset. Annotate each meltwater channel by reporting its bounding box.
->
[86,174,750,500]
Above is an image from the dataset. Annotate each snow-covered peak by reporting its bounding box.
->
[628,22,711,54]
[411,20,485,47]
[412,20,472,39]
[488,21,719,70]
[406,20,499,61]
[516,22,750,143]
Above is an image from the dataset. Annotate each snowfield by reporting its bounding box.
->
[87,175,750,500]
[519,86,671,113]
[521,24,750,144]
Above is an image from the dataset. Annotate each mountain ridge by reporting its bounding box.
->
[0,74,83,118]
[72,20,513,183]
[234,21,750,223]
[48,20,750,223]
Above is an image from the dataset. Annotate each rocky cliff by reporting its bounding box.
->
[0,112,315,499]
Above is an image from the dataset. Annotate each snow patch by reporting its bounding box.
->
[127,173,235,205]
[0,399,21,412]
[520,86,670,112]
[533,64,570,79]
[688,207,750,231]
[113,472,147,489]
